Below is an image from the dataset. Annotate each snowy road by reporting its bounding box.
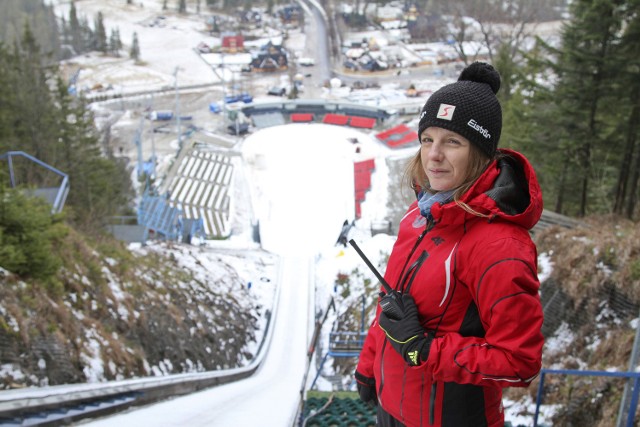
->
[82,256,312,427]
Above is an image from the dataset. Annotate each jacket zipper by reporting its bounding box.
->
[402,250,429,294]
[396,224,431,290]
[409,222,439,425]
[380,220,434,419]
[378,340,387,398]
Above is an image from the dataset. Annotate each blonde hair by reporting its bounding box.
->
[403,143,496,218]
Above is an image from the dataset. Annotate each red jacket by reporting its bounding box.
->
[356,149,544,427]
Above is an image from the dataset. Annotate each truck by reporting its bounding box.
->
[150,110,174,121]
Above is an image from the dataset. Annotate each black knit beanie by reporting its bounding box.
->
[417,62,502,158]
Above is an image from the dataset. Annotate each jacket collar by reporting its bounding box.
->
[430,149,543,230]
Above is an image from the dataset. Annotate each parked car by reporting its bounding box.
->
[150,110,173,121]
[268,86,286,96]
[343,60,358,71]
[298,57,315,66]
[224,93,253,104]
[197,42,211,53]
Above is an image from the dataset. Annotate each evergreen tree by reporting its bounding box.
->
[10,24,57,176]
[0,26,133,231]
[67,6,96,54]
[69,1,82,55]
[503,0,640,220]
[0,43,18,154]
[0,184,66,282]
[94,11,107,53]
[79,15,94,53]
[46,3,62,58]
[50,75,132,227]
[60,15,71,53]
[528,0,625,217]
[109,28,122,56]
[130,31,140,61]
[610,0,640,218]
[115,28,123,52]
[179,0,187,14]
[0,0,61,61]
[116,28,123,51]
[500,42,568,213]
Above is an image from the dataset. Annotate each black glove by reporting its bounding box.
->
[354,370,377,407]
[378,293,433,366]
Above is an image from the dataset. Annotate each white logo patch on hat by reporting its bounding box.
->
[437,104,456,121]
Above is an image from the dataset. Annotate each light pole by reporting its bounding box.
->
[173,66,182,149]
[150,93,157,178]
[221,53,227,117]
[193,46,231,134]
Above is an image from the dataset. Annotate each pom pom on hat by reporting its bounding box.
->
[417,62,502,158]
[458,61,501,94]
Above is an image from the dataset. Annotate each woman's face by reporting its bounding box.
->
[420,127,472,191]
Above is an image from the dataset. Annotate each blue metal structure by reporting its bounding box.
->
[134,116,146,179]
[137,188,181,241]
[310,330,366,390]
[68,68,81,96]
[137,187,205,244]
[534,368,640,427]
[310,296,368,389]
[0,151,69,214]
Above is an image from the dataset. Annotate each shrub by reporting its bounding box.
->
[0,186,66,282]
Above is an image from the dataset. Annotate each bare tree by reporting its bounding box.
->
[435,0,564,66]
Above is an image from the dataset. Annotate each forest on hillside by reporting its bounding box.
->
[0,0,133,280]
[497,0,640,220]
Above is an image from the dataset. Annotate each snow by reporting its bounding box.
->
[80,122,378,427]
[538,251,554,283]
[3,1,561,425]
[54,0,220,93]
[241,124,357,255]
[544,322,575,357]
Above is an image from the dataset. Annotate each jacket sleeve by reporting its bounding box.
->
[425,236,544,388]
[356,315,379,378]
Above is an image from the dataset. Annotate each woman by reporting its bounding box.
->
[354,62,544,427]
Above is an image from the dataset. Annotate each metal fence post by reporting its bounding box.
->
[617,308,640,427]
[533,371,546,427]
[625,376,640,427]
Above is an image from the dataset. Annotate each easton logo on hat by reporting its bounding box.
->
[436,104,456,121]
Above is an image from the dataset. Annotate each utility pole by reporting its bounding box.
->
[135,115,144,179]
[149,93,157,179]
[193,46,230,133]
[220,52,228,127]
[173,66,182,149]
